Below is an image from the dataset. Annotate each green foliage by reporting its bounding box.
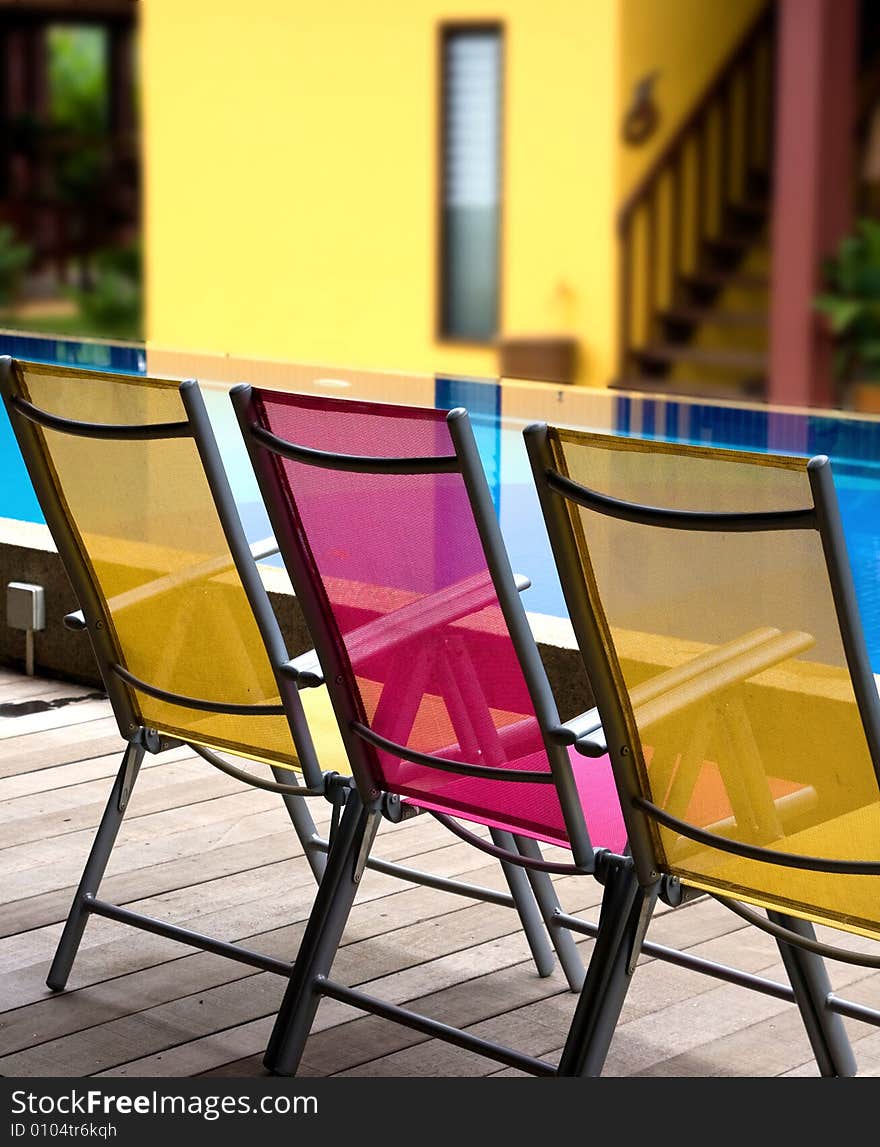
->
[47,26,108,202]
[0,225,32,305]
[68,243,142,340]
[49,26,107,129]
[815,219,880,381]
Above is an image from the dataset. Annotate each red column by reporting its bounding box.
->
[768,0,857,408]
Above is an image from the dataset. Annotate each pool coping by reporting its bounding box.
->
[0,519,592,720]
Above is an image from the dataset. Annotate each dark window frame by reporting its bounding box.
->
[436,21,505,346]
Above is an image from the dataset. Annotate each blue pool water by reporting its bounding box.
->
[0,334,146,523]
[3,336,880,669]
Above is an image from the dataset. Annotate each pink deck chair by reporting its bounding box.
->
[230,386,628,1076]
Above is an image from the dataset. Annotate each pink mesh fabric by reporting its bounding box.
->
[252,388,626,852]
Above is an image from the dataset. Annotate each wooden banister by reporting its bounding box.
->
[618,6,775,230]
[617,3,776,381]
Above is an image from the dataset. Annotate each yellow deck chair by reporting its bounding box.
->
[0,356,345,991]
[0,357,558,1002]
[525,424,880,1076]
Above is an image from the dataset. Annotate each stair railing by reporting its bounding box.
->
[617,4,776,380]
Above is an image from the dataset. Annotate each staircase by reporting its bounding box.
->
[616,5,775,402]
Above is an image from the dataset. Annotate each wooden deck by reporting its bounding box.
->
[2,666,880,1079]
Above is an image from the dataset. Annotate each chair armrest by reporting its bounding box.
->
[61,537,281,637]
[549,708,608,757]
[278,571,530,692]
[250,534,280,562]
[330,570,529,668]
[64,609,87,632]
[93,534,280,624]
[279,648,325,688]
[551,627,815,761]
[632,629,813,730]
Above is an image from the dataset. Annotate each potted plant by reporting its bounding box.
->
[814,218,880,412]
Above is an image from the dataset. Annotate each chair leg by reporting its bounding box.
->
[768,910,857,1077]
[489,828,555,978]
[513,833,585,991]
[47,742,145,991]
[271,766,326,883]
[264,792,376,1076]
[557,864,651,1077]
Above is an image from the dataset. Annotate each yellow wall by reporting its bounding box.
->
[618,0,766,200]
[141,0,619,387]
[142,1,764,390]
[503,3,619,386]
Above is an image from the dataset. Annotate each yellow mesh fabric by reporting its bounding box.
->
[15,361,299,768]
[549,428,880,939]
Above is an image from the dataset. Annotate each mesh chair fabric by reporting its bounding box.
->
[253,389,628,850]
[13,362,298,767]
[549,428,880,937]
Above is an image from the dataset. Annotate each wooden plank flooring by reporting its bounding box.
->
[2,667,880,1078]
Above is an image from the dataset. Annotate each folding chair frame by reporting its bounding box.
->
[524,422,880,1076]
[0,357,557,996]
[239,393,878,1078]
[229,389,665,1076]
[0,358,338,992]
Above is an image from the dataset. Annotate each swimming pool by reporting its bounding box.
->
[3,336,880,669]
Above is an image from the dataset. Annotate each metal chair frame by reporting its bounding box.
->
[523,422,880,1076]
[0,357,556,1004]
[226,390,685,1075]
[235,389,878,1077]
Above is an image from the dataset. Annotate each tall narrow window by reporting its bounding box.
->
[440,27,501,341]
